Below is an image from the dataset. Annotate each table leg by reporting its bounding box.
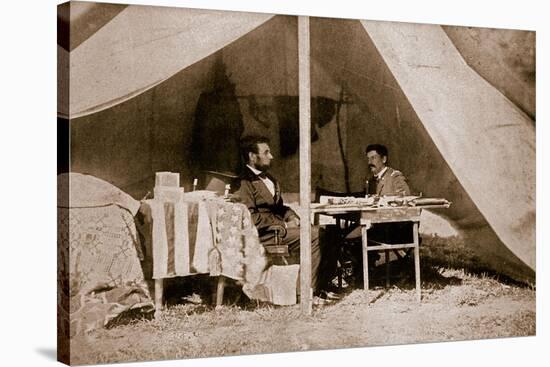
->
[413,222,421,302]
[338,253,343,289]
[361,225,369,293]
[154,278,164,319]
[216,276,225,307]
[385,250,390,288]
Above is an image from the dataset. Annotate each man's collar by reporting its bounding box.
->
[246,164,265,177]
[375,166,389,179]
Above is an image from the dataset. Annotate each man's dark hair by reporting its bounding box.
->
[365,144,388,158]
[240,135,270,163]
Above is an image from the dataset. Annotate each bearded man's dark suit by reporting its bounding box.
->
[232,167,325,292]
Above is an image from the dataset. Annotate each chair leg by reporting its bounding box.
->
[413,222,421,302]
[361,226,369,293]
[337,245,344,290]
[338,264,343,289]
[215,276,225,307]
[385,250,390,288]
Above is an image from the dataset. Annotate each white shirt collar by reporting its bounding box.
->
[247,165,275,196]
[376,166,389,179]
[247,164,263,176]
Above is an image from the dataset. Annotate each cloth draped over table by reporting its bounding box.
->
[58,173,154,337]
[140,196,298,305]
[140,200,212,278]
[59,171,300,340]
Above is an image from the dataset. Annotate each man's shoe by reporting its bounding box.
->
[320,290,343,301]
[312,295,333,306]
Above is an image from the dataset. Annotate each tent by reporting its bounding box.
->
[58,2,535,285]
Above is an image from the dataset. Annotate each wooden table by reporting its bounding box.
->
[139,199,210,318]
[312,203,450,302]
[139,198,268,318]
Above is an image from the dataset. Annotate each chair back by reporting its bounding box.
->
[260,225,289,257]
[202,170,237,195]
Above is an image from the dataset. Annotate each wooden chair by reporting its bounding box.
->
[260,224,289,263]
[208,169,290,307]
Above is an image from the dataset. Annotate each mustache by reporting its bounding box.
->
[368,164,376,168]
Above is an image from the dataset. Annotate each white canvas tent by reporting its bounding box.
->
[58,2,535,289]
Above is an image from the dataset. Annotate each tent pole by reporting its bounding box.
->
[298,15,312,315]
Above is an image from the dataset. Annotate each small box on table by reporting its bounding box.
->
[155,172,180,187]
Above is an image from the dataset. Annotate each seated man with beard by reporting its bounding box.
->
[232,135,339,305]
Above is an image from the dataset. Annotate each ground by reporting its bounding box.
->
[70,236,536,365]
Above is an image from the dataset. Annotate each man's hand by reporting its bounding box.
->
[285,217,301,229]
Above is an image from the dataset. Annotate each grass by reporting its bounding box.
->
[69,235,536,365]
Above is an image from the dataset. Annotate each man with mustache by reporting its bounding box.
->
[345,144,412,287]
[365,144,410,196]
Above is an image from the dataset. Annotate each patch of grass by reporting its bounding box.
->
[70,235,536,365]
[421,235,483,269]
[420,235,531,288]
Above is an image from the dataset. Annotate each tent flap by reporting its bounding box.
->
[69,5,274,118]
[361,20,535,270]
